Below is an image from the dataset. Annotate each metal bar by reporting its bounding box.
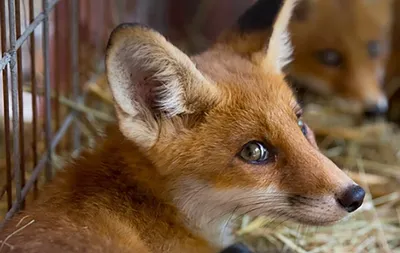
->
[0,73,95,227]
[55,0,71,152]
[0,111,76,229]
[43,0,52,182]
[86,0,91,44]
[0,54,12,71]
[16,13,45,50]
[0,0,61,72]
[54,1,60,139]
[29,0,38,199]
[71,0,80,150]
[16,0,26,210]
[0,0,12,209]
[16,0,60,49]
[103,0,110,46]
[8,0,22,212]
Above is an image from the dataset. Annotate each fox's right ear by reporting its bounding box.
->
[217,0,299,74]
[106,23,219,150]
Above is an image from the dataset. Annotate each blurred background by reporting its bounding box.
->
[0,0,400,252]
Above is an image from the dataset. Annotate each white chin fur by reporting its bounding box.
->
[171,179,348,248]
[284,195,348,226]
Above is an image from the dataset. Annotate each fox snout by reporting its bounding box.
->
[219,243,254,253]
[363,94,389,119]
[271,129,366,225]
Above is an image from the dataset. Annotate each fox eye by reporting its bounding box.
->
[367,40,381,59]
[298,119,308,136]
[239,141,270,164]
[317,49,342,67]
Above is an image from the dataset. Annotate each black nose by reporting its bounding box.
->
[337,185,366,213]
[219,243,253,253]
[363,104,388,119]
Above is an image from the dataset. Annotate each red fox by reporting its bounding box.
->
[386,0,400,123]
[0,0,365,252]
[283,0,394,118]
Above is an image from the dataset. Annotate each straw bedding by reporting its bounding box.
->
[0,81,399,252]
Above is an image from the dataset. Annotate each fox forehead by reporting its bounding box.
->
[292,0,392,44]
[191,48,298,116]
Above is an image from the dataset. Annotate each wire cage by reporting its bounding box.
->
[0,1,399,252]
[0,0,123,227]
[0,0,256,228]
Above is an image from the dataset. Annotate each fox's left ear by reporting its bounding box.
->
[105,23,219,149]
[217,0,298,74]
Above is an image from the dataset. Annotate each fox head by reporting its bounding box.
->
[236,0,393,118]
[105,0,365,248]
[386,0,400,123]
[292,0,393,117]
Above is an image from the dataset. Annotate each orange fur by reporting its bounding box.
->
[385,0,400,122]
[0,1,364,252]
[386,0,400,81]
[288,0,393,112]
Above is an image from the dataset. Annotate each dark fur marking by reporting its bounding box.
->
[237,0,283,32]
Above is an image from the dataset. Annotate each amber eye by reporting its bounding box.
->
[298,119,308,136]
[316,49,343,67]
[367,40,381,59]
[239,141,269,164]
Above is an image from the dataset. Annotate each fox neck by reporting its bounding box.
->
[115,132,236,249]
[56,125,222,252]
[171,178,239,248]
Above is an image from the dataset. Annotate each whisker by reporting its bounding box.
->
[231,204,291,221]
[220,204,240,245]
[178,184,209,210]
[207,201,291,225]
[207,195,288,214]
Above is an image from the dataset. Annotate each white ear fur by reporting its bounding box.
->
[106,24,218,149]
[264,0,298,73]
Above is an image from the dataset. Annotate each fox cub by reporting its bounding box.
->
[284,0,393,117]
[386,0,400,123]
[0,0,365,252]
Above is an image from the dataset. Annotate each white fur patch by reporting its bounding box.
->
[265,0,298,73]
[171,178,352,249]
[172,179,285,248]
[276,30,294,71]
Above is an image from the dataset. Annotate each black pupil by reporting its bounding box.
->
[245,144,261,160]
[367,40,380,58]
[318,49,342,67]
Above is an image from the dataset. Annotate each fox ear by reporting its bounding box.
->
[292,0,312,22]
[106,23,219,149]
[262,0,298,73]
[217,0,298,74]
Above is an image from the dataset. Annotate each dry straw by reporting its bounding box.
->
[1,81,399,252]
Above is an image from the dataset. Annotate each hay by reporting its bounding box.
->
[237,93,400,253]
[1,79,399,252]
[0,216,35,252]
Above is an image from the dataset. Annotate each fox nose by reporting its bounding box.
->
[337,185,366,213]
[219,243,253,253]
[363,96,388,118]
